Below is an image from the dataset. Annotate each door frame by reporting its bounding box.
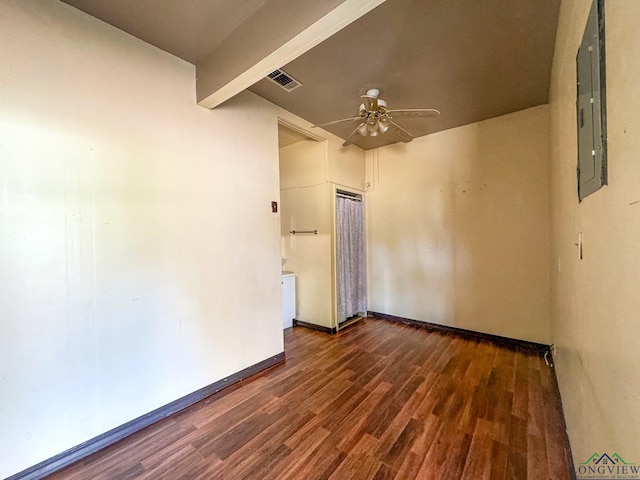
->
[331,184,366,331]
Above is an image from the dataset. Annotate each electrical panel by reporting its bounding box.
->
[576,0,607,201]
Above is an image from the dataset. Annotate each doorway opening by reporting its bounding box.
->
[336,190,366,329]
[277,120,324,332]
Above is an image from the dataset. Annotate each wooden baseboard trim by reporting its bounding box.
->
[7,352,286,480]
[547,350,577,479]
[293,319,337,334]
[368,311,550,354]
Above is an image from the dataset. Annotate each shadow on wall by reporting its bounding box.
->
[366,106,550,344]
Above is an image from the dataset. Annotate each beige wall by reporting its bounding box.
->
[0,1,284,477]
[327,135,367,191]
[279,130,365,329]
[280,182,334,328]
[549,0,640,462]
[279,139,328,189]
[366,106,551,344]
[279,141,334,327]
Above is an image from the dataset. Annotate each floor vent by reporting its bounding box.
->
[267,69,302,92]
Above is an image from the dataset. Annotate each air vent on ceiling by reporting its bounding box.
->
[267,69,302,92]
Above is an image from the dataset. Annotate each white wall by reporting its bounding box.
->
[549,0,640,462]
[366,106,551,344]
[0,1,283,477]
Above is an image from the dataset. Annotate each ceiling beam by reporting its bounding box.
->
[196,0,386,109]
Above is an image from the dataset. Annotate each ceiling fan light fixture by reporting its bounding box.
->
[313,88,440,147]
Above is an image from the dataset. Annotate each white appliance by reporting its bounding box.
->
[282,272,296,329]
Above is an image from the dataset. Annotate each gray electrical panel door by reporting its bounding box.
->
[577,0,607,201]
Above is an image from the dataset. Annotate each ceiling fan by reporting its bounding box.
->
[313,88,440,147]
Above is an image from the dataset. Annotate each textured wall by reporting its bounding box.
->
[0,1,283,477]
[279,132,365,329]
[366,106,551,344]
[549,0,640,463]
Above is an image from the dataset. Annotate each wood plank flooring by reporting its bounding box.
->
[46,318,573,480]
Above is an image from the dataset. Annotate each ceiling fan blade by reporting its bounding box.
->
[343,123,365,147]
[386,108,441,118]
[313,116,363,128]
[387,120,414,143]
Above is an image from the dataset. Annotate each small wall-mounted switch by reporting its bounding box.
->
[271,201,278,213]
[576,232,583,260]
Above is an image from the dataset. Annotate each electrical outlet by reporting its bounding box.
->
[545,344,556,368]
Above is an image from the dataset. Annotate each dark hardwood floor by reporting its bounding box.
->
[46,318,573,480]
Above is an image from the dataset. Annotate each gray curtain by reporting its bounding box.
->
[336,195,366,324]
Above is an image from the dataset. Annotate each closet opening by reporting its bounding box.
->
[336,190,367,329]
